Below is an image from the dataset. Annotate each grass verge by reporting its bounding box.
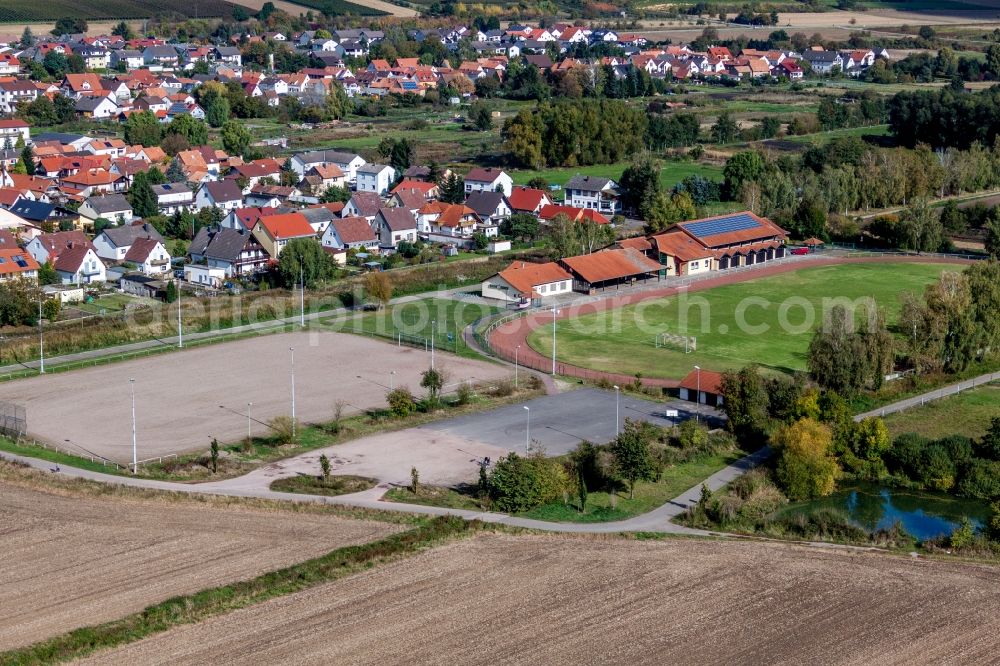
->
[0,516,472,666]
[270,474,377,497]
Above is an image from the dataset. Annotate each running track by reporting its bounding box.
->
[487,255,975,388]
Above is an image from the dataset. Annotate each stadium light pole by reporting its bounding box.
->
[37,294,45,374]
[613,385,620,437]
[290,347,296,439]
[551,308,559,376]
[694,365,701,423]
[130,378,137,474]
[523,405,530,455]
[177,279,183,348]
[299,265,305,327]
[514,344,520,389]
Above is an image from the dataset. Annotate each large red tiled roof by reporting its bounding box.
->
[497,261,572,298]
[257,212,315,240]
[559,248,661,284]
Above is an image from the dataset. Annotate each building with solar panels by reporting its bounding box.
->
[650,211,788,276]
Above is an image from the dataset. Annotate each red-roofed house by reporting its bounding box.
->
[482,260,573,303]
[508,186,553,215]
[251,212,316,258]
[0,248,39,282]
[123,237,171,275]
[54,243,106,284]
[464,167,513,197]
[538,204,609,225]
[321,215,379,255]
[0,118,30,145]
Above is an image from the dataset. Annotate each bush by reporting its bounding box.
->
[957,459,1000,500]
[487,452,569,513]
[489,377,514,397]
[268,416,296,445]
[454,382,474,406]
[386,387,416,417]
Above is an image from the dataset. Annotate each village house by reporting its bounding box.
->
[152,182,194,215]
[54,243,106,284]
[464,191,512,225]
[0,248,39,282]
[123,237,171,275]
[508,186,553,215]
[289,150,367,183]
[321,215,380,258]
[355,163,397,195]
[195,180,244,211]
[251,212,316,258]
[93,222,164,261]
[464,167,513,197]
[78,193,133,224]
[189,226,269,276]
[342,191,383,222]
[565,175,621,215]
[373,207,418,250]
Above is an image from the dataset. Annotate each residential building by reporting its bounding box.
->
[508,186,553,215]
[342,191,383,222]
[93,222,164,261]
[54,244,106,284]
[25,230,93,265]
[373,207,417,250]
[565,175,620,215]
[152,182,194,215]
[195,180,244,211]
[251,212,316,258]
[289,150,366,182]
[0,248,39,282]
[464,167,513,197]
[464,191,511,225]
[78,193,133,223]
[189,226,269,276]
[123,237,171,275]
[355,163,396,195]
[0,119,30,146]
[321,215,380,254]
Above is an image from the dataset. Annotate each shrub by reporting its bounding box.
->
[490,377,514,397]
[454,382,474,406]
[675,419,709,450]
[268,416,295,445]
[487,452,569,513]
[957,459,1000,500]
[949,517,977,549]
[387,387,416,417]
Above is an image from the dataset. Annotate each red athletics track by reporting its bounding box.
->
[487,255,975,389]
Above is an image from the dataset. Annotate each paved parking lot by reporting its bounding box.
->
[425,387,724,457]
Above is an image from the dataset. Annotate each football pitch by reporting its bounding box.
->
[527,263,954,380]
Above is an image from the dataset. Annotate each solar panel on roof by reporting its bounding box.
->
[683,213,760,238]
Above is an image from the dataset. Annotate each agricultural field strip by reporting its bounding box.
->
[0,479,401,651]
[75,534,1000,665]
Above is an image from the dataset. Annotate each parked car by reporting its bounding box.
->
[790,247,810,256]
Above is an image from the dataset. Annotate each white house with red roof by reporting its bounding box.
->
[123,237,171,275]
[508,186,553,215]
[482,260,573,303]
[54,244,106,284]
[321,215,379,255]
[251,211,316,258]
[0,119,30,146]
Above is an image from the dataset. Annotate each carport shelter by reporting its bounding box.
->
[558,247,664,293]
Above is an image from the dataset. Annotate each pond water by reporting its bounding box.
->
[782,483,992,542]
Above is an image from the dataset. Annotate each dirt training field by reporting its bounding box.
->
[0,470,400,651]
[0,331,508,463]
[78,533,1000,665]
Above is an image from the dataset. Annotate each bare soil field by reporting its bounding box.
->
[78,533,1000,665]
[0,472,400,651]
[0,331,508,463]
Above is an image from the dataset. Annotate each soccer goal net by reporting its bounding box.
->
[654,332,697,353]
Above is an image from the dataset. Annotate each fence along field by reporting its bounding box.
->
[0,0,237,22]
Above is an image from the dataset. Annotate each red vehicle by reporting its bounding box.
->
[790,247,810,256]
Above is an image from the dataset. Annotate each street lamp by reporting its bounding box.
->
[523,405,530,454]
[290,347,296,439]
[390,370,396,391]
[694,365,701,423]
[514,344,521,389]
[431,319,436,370]
[551,308,560,375]
[129,378,137,474]
[613,385,620,437]
[247,402,252,441]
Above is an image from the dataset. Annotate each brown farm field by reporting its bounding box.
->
[0,331,508,463]
[0,467,401,651]
[77,533,1000,665]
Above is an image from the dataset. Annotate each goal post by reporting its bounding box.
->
[654,332,697,353]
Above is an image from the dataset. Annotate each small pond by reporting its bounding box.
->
[780,482,992,541]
